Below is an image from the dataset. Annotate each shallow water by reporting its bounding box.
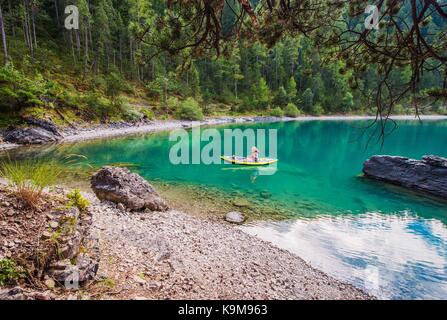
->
[7,120,447,299]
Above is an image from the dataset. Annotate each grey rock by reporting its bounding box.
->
[47,254,99,285]
[91,166,169,211]
[225,211,246,224]
[23,116,62,137]
[3,127,61,145]
[0,287,26,300]
[363,155,447,198]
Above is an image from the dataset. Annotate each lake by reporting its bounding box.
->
[8,119,447,299]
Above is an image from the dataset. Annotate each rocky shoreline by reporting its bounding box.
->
[0,167,373,300]
[2,115,447,152]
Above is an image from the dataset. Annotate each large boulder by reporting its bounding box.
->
[3,127,61,145]
[22,116,62,137]
[363,155,447,198]
[91,166,169,211]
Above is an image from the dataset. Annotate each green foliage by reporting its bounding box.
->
[269,107,285,117]
[166,96,180,112]
[273,86,289,107]
[67,189,91,212]
[140,107,155,120]
[123,106,143,122]
[393,104,406,115]
[105,72,125,100]
[0,2,444,124]
[284,103,301,117]
[0,66,54,111]
[310,104,324,116]
[342,92,354,113]
[81,92,113,119]
[0,259,26,286]
[251,78,271,109]
[288,77,298,101]
[176,97,204,120]
[0,159,61,208]
[302,88,314,113]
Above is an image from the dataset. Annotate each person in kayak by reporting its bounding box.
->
[248,146,259,162]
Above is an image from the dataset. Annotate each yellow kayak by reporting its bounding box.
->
[221,156,278,166]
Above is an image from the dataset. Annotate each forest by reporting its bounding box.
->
[0,0,446,125]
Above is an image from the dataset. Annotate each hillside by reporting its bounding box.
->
[0,1,446,130]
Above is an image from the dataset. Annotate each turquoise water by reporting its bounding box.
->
[11,120,447,299]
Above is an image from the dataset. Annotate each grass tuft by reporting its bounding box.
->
[0,158,61,209]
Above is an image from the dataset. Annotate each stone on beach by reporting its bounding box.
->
[363,155,447,198]
[91,166,169,211]
[225,211,246,224]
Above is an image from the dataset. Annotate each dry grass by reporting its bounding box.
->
[0,158,62,209]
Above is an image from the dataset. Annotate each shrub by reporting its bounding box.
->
[269,107,285,117]
[238,96,254,113]
[105,72,125,100]
[284,103,301,117]
[176,97,204,120]
[302,88,314,112]
[166,96,179,112]
[393,104,406,115]
[81,92,112,119]
[0,159,61,208]
[273,86,289,107]
[67,189,91,212]
[0,65,51,111]
[123,107,142,122]
[140,107,155,120]
[310,104,324,116]
[0,259,26,286]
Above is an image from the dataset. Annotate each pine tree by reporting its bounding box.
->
[0,4,8,65]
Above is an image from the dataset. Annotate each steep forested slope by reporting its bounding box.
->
[0,1,445,127]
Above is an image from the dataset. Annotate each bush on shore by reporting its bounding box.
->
[176,97,204,120]
[284,103,301,117]
[269,107,285,117]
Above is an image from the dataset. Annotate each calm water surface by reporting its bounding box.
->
[10,120,447,299]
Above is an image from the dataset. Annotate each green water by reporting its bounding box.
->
[7,120,447,299]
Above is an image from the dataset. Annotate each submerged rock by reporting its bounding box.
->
[3,127,61,145]
[363,155,447,198]
[225,211,246,224]
[91,166,169,211]
[232,197,251,208]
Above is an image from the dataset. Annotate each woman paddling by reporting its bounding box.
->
[248,146,259,162]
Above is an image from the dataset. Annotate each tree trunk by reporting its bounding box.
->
[23,0,33,58]
[31,4,37,48]
[235,80,238,99]
[84,28,89,74]
[0,5,8,65]
[8,0,15,38]
[53,0,59,27]
[75,29,81,58]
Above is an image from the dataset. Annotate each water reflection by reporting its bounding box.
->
[242,213,447,299]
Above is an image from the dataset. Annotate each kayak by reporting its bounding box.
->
[221,156,278,166]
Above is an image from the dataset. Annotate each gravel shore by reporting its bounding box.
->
[87,194,372,300]
[2,115,447,152]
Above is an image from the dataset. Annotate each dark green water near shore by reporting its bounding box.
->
[6,120,447,299]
